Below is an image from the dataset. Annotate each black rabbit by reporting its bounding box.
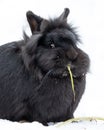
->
[0,8,90,125]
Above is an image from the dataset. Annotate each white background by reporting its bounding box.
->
[0,0,104,129]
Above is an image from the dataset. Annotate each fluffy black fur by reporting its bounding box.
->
[0,8,90,125]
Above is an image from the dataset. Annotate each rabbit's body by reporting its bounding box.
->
[0,8,90,125]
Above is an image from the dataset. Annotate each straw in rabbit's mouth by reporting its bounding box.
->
[67,64,75,101]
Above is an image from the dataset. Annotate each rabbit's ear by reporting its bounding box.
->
[58,8,70,22]
[40,19,50,32]
[26,11,43,34]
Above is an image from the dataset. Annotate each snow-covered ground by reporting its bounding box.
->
[0,0,104,129]
[0,118,104,130]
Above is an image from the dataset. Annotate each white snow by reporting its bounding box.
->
[0,0,104,129]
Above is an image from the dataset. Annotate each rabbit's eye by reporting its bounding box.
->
[47,40,55,48]
[50,43,55,48]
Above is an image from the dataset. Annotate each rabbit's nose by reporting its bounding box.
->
[66,48,78,61]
